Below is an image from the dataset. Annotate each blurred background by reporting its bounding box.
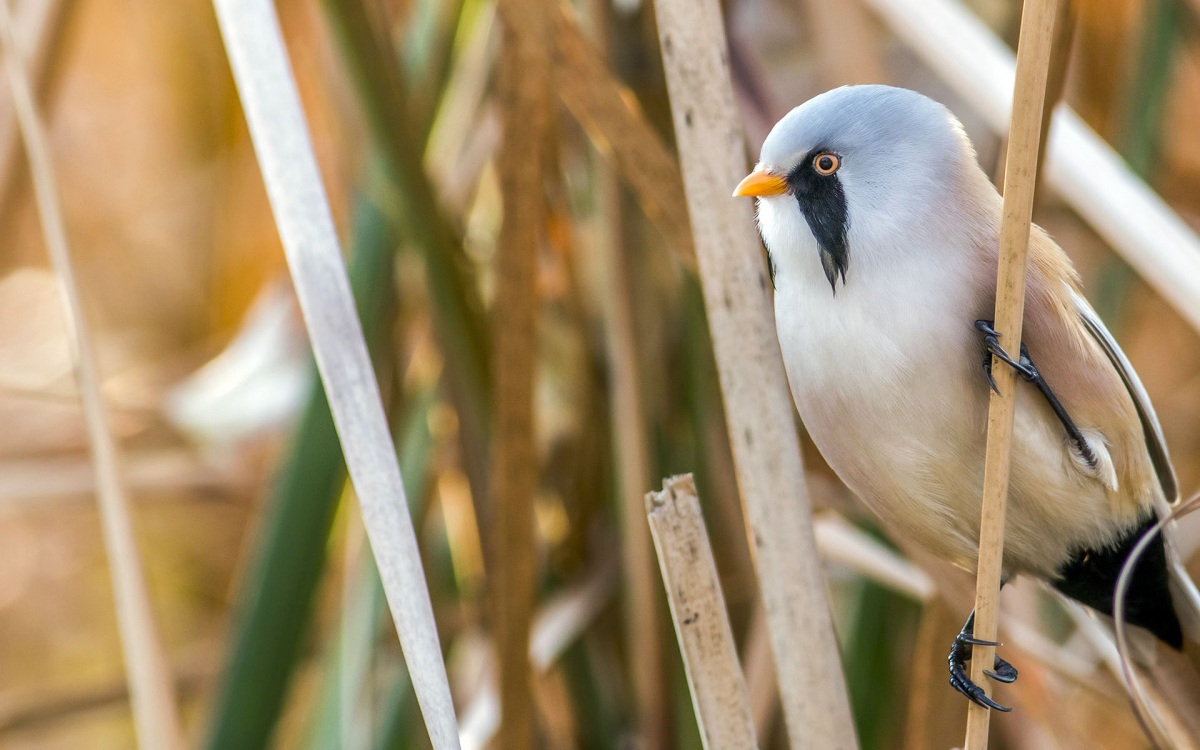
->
[0,0,1198,747]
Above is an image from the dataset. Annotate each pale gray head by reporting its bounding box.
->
[735,85,988,291]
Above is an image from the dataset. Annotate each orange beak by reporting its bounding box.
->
[732,169,788,198]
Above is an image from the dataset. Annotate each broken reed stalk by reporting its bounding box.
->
[965,0,1059,747]
[649,0,858,744]
[491,0,550,743]
[0,3,186,748]
[211,1,459,747]
[646,475,757,750]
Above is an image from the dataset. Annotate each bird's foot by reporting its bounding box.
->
[974,319,1038,394]
[948,625,1017,712]
[972,319,1098,467]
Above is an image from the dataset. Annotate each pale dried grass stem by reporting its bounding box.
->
[0,2,185,747]
[815,514,936,603]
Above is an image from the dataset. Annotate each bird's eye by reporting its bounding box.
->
[813,153,840,175]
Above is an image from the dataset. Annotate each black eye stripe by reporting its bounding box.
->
[787,148,849,293]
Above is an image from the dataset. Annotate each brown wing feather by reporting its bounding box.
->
[1018,228,1169,515]
[1072,293,1179,503]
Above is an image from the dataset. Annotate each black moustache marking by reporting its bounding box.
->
[788,148,849,293]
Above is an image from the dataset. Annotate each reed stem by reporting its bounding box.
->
[965,1,1059,746]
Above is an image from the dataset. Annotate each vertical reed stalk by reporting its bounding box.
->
[992,0,1075,190]
[965,1,1059,747]
[491,0,550,743]
[650,0,857,744]
[0,2,185,747]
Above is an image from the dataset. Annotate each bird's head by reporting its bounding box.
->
[735,85,988,292]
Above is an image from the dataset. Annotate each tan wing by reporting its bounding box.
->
[1070,290,1179,503]
[1017,228,1166,511]
[1022,230,1198,630]
[1071,286,1200,641]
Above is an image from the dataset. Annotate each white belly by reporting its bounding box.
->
[774,263,992,567]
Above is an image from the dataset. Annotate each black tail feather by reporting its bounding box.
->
[1051,515,1183,649]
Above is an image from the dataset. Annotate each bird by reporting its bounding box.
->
[733,84,1197,711]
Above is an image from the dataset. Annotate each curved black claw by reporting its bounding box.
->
[948,629,1016,712]
[974,319,1038,393]
[985,655,1019,684]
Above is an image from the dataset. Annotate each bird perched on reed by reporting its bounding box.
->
[734,84,1198,711]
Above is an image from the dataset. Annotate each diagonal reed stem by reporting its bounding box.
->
[0,2,185,748]
[0,0,69,219]
[211,1,459,746]
[203,195,398,750]
[649,0,858,744]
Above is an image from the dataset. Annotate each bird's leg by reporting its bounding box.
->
[948,609,1018,712]
[973,320,1099,469]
